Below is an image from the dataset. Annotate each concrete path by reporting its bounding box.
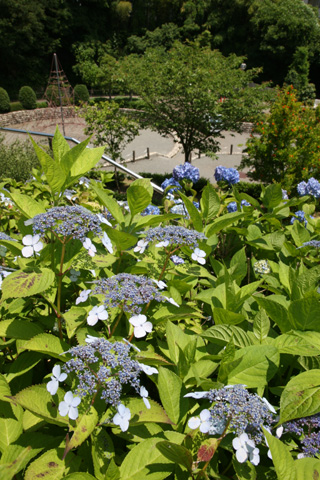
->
[2,116,252,182]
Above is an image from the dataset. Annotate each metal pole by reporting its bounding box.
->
[0,127,164,194]
[54,53,66,136]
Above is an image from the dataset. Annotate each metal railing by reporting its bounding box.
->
[0,127,164,194]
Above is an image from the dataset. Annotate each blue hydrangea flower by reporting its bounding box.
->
[170,255,185,265]
[282,189,289,200]
[186,385,274,445]
[145,226,206,249]
[214,166,240,185]
[306,177,320,198]
[31,206,102,242]
[241,200,251,207]
[298,240,320,249]
[284,414,320,458]
[91,273,164,315]
[161,177,182,191]
[172,163,200,183]
[227,202,238,213]
[290,210,307,227]
[297,181,308,196]
[297,178,320,198]
[141,205,161,216]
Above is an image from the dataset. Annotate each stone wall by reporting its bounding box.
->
[0,107,78,127]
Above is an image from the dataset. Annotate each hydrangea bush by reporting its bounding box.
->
[0,127,320,479]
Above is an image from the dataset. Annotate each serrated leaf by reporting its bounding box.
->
[64,306,87,338]
[21,333,69,360]
[295,457,320,480]
[127,185,152,217]
[105,227,137,251]
[90,184,124,224]
[206,212,248,236]
[158,367,188,424]
[24,448,78,480]
[213,308,246,326]
[69,145,105,179]
[119,432,185,480]
[3,190,46,219]
[274,331,320,356]
[261,183,283,209]
[200,183,220,221]
[255,296,291,333]
[227,345,279,387]
[288,293,320,331]
[91,427,115,480]
[253,309,270,342]
[0,319,43,340]
[51,125,70,163]
[197,438,218,462]
[1,269,55,300]
[64,474,97,480]
[263,428,296,480]
[202,325,253,348]
[8,384,69,426]
[29,136,67,194]
[0,447,32,480]
[280,370,320,423]
[156,441,193,472]
[64,407,98,457]
[6,352,42,382]
[178,192,203,232]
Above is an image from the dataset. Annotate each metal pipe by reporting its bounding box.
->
[0,127,164,194]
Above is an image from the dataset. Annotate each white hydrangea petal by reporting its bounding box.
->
[22,246,34,257]
[52,365,61,378]
[232,437,242,450]
[33,241,43,252]
[236,448,248,463]
[276,426,284,438]
[32,234,41,244]
[87,314,99,326]
[200,409,211,422]
[143,321,153,333]
[58,372,67,382]
[199,421,211,434]
[71,396,81,407]
[262,397,277,414]
[143,397,151,409]
[47,379,59,395]
[58,401,69,417]
[129,315,147,327]
[184,391,208,399]
[22,235,34,246]
[68,406,79,420]
[140,364,158,375]
[64,391,74,405]
[98,310,108,321]
[188,416,201,429]
[140,386,148,397]
[197,256,206,265]
[134,326,147,338]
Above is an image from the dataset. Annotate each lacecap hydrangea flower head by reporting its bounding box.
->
[185,385,276,466]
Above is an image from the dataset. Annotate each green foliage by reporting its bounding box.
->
[0,134,40,182]
[285,47,316,105]
[1,126,320,478]
[240,86,320,188]
[80,100,139,162]
[0,87,10,113]
[123,42,268,162]
[18,86,37,109]
[74,84,89,105]
[10,101,23,112]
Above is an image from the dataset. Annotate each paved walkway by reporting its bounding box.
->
[2,116,252,182]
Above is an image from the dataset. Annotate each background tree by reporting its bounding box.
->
[285,47,316,105]
[123,41,268,163]
[80,100,139,162]
[240,86,320,189]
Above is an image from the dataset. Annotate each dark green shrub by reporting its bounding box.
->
[18,86,37,109]
[0,87,10,113]
[10,102,23,112]
[0,134,40,182]
[74,84,89,105]
[236,181,262,200]
[36,101,48,109]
